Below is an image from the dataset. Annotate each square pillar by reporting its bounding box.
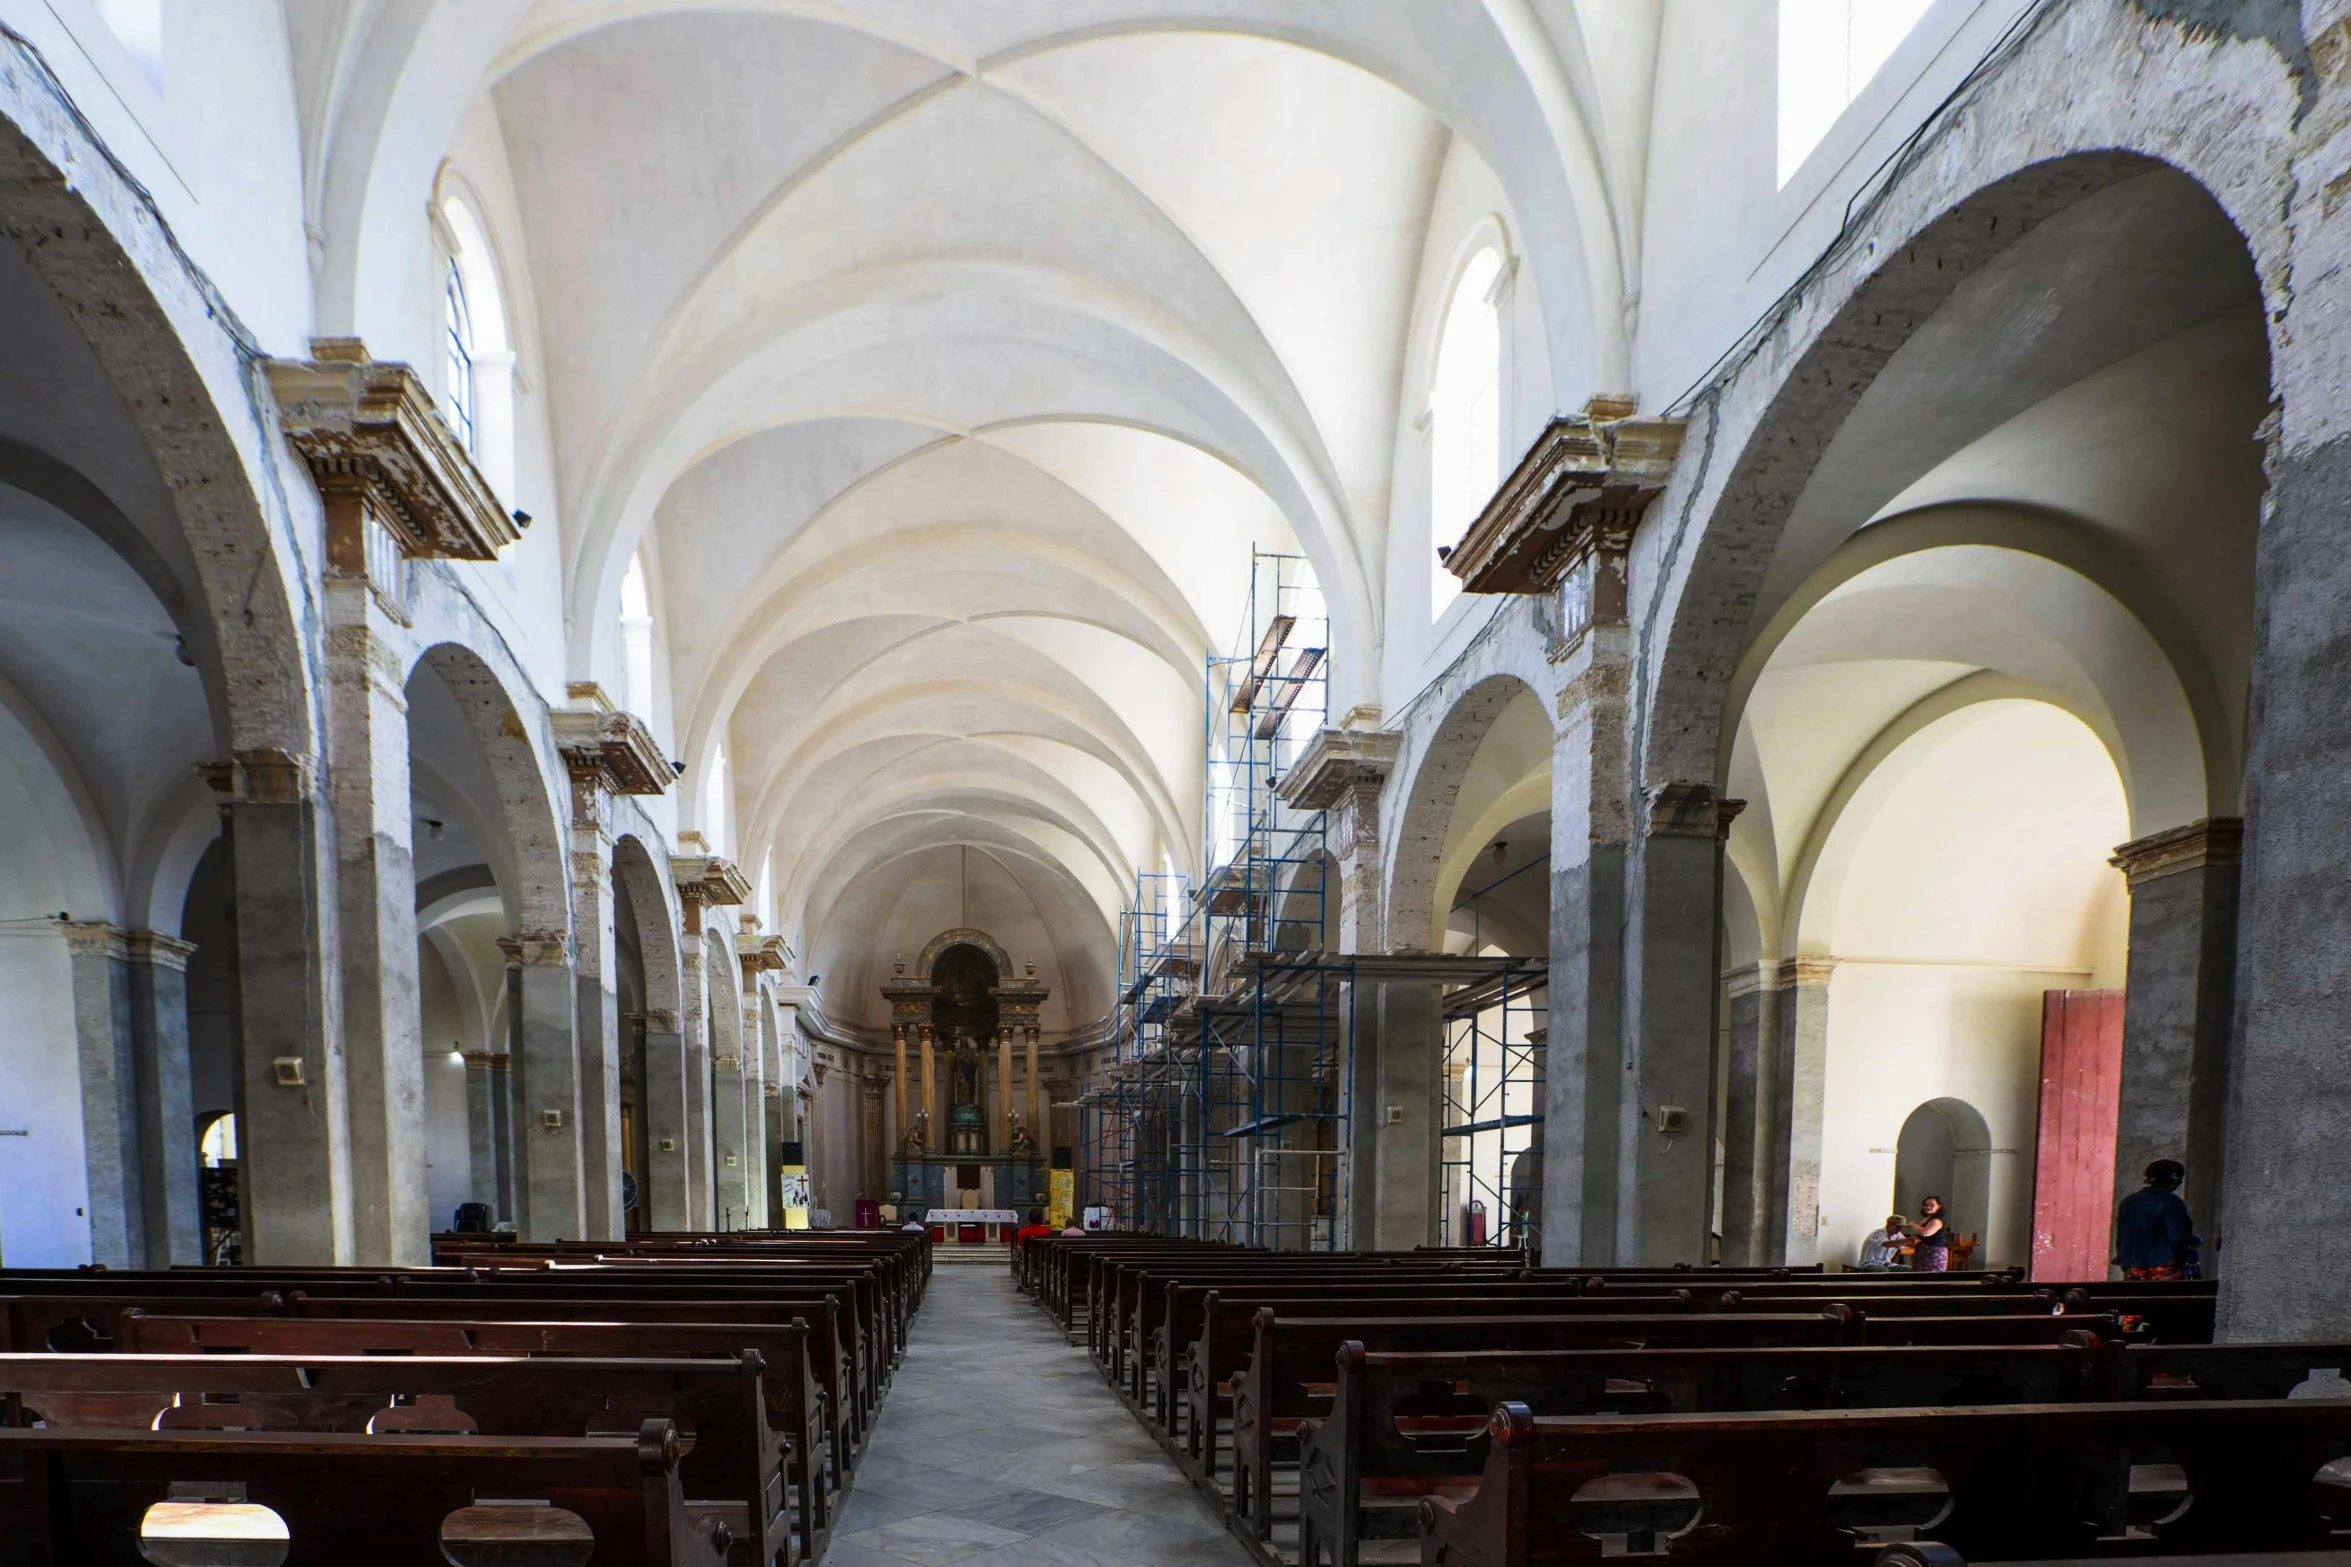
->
[2109,819,2240,1258]
[671,849,750,1231]
[1369,984,1440,1248]
[641,1013,691,1231]
[125,931,201,1265]
[1616,784,1735,1265]
[270,343,524,1266]
[1773,958,1835,1265]
[62,923,137,1268]
[323,567,428,1267]
[462,1049,512,1221]
[205,751,353,1265]
[1542,627,1631,1266]
[1719,960,1786,1268]
[501,933,583,1240]
[712,1031,750,1230]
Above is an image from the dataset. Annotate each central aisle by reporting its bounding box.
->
[828,1264,1257,1567]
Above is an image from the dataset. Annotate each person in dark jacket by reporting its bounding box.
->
[2114,1159,2199,1279]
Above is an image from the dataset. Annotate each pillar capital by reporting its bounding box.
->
[494,931,571,968]
[553,686,672,800]
[198,748,315,805]
[2110,817,2244,888]
[1645,781,1736,839]
[124,930,198,971]
[58,920,128,960]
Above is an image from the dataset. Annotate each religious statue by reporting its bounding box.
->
[901,1107,930,1157]
[947,1036,986,1155]
[1009,1111,1036,1157]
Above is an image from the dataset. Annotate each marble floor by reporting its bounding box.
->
[825,1266,1257,1567]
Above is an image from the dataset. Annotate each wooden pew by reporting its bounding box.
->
[1418,1396,2351,1567]
[1164,1289,1694,1472]
[0,1352,804,1566]
[1232,1311,1855,1540]
[1298,1338,2124,1566]
[1234,1310,2121,1542]
[0,1418,718,1567]
[114,1317,838,1549]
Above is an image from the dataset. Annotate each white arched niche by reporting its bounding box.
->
[1802,699,2129,1272]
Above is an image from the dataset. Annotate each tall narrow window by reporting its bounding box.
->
[621,552,657,721]
[1429,246,1504,622]
[436,191,516,495]
[1777,0,1933,185]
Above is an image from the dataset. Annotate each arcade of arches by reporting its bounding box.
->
[2,0,2350,1347]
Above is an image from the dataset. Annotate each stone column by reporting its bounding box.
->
[563,759,622,1242]
[1772,958,1835,1264]
[919,1023,938,1149]
[1543,625,1631,1266]
[500,933,582,1240]
[63,922,137,1267]
[204,750,353,1265]
[321,532,428,1267]
[675,922,712,1230]
[125,930,201,1265]
[555,691,673,1240]
[1370,984,1441,1248]
[2109,819,2241,1258]
[1719,960,1785,1268]
[892,1024,909,1150]
[711,1004,750,1231]
[641,1006,690,1231]
[670,848,749,1231]
[1025,1025,1042,1151]
[997,1029,1013,1152]
[862,1073,888,1201]
[461,1049,504,1217]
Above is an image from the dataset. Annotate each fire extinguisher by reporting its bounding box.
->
[1469,1198,1488,1247]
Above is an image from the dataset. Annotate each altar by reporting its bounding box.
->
[880,928,1051,1220]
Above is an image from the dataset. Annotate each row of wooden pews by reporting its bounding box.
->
[0,1227,926,1566]
[1016,1236,2351,1567]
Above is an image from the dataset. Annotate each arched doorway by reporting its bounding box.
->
[1893,1097,1993,1265]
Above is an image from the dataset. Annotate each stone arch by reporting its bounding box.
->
[0,63,314,762]
[405,639,568,938]
[1639,12,2293,793]
[612,832,683,1029]
[1272,849,1339,953]
[1384,672,1545,953]
[915,927,1013,982]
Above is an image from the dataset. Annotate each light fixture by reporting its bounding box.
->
[423,819,445,841]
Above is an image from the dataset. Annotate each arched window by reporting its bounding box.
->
[703,741,731,855]
[1777,0,1932,185]
[199,1113,237,1169]
[435,190,517,497]
[443,257,478,453]
[1429,245,1504,622]
[620,551,657,721]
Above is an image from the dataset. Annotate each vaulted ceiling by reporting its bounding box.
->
[294,1,1652,1031]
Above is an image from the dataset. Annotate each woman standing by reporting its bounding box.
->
[1910,1195,1952,1272]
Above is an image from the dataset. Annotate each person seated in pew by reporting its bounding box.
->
[1856,1215,1909,1271]
[1013,1207,1055,1250]
[2116,1158,2202,1280]
[1910,1195,1952,1272]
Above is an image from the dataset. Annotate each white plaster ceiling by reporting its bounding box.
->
[291,1,1645,1035]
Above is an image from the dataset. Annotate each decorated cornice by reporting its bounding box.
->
[265,338,520,562]
[737,933,792,973]
[1276,727,1401,811]
[2111,817,2244,888]
[671,853,752,907]
[554,684,671,796]
[1442,397,1683,601]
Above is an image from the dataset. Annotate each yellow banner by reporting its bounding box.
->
[1047,1168,1074,1230]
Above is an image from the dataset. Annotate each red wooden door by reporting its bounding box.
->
[2030,989,2125,1282]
